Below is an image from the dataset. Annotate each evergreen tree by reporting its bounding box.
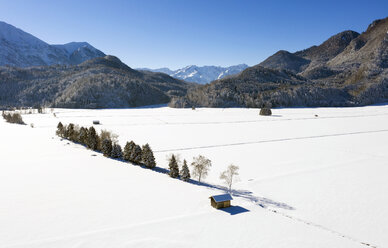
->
[123,141,135,161]
[132,144,142,164]
[141,143,156,168]
[180,159,191,182]
[56,122,64,137]
[168,154,179,178]
[87,126,98,150]
[65,123,75,140]
[101,138,112,157]
[78,127,87,145]
[111,143,123,159]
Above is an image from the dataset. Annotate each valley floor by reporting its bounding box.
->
[1,105,388,247]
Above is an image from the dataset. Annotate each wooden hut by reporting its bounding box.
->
[209,194,233,209]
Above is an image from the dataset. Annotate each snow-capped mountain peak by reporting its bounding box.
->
[0,21,105,67]
[140,64,248,84]
[52,42,93,54]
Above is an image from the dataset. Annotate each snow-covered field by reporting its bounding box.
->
[1,105,388,248]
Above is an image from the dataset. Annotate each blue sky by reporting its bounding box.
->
[0,0,387,69]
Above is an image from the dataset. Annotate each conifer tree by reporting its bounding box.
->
[78,127,87,145]
[87,126,98,150]
[123,141,131,161]
[66,123,75,140]
[142,143,156,168]
[101,138,112,157]
[132,144,142,164]
[168,154,179,178]
[123,141,135,161]
[56,122,64,137]
[111,143,123,159]
[180,159,191,182]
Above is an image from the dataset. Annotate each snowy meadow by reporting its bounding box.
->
[1,105,388,248]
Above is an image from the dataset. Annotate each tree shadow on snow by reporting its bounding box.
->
[187,180,294,211]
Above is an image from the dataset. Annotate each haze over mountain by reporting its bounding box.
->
[0,21,105,67]
[170,17,388,108]
[138,64,248,84]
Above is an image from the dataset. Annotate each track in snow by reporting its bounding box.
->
[154,129,388,153]
[265,207,378,248]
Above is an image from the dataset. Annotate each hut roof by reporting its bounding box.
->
[210,194,233,203]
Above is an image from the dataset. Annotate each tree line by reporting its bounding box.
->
[2,111,25,124]
[167,154,240,191]
[56,122,156,169]
[56,122,240,191]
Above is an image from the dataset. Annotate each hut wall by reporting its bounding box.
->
[210,198,231,209]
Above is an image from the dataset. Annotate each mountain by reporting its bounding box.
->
[0,21,105,67]
[258,50,310,73]
[170,17,388,108]
[259,30,360,74]
[139,64,249,84]
[53,42,105,65]
[0,55,193,108]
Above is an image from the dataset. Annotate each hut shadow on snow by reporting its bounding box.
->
[219,205,250,215]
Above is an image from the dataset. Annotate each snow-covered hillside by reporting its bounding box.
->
[139,64,248,84]
[0,21,104,67]
[1,105,388,247]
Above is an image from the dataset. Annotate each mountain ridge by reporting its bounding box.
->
[138,64,248,84]
[0,21,105,67]
[0,55,194,108]
[170,17,388,108]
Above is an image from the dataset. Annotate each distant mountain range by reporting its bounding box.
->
[138,64,248,84]
[0,21,105,67]
[170,17,388,108]
[1,18,387,109]
[0,55,193,108]
[0,21,192,108]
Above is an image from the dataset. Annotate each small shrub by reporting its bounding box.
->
[2,112,25,124]
[259,108,272,116]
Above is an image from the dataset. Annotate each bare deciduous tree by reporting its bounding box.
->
[220,164,240,192]
[191,155,212,182]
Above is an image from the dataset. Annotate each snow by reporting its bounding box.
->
[53,42,92,54]
[142,64,248,84]
[1,105,388,247]
[0,21,104,67]
[211,194,233,202]
[0,21,47,46]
